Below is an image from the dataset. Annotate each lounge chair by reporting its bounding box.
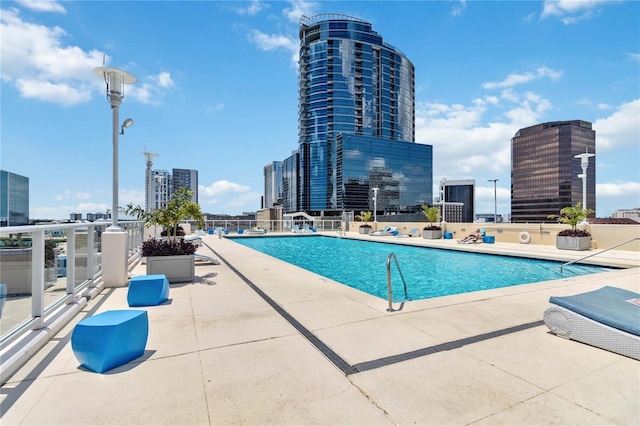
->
[292,225,301,233]
[395,228,420,238]
[543,286,640,360]
[370,226,398,236]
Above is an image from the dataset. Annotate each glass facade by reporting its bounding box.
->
[172,169,198,203]
[441,179,475,223]
[297,14,426,213]
[263,161,283,208]
[0,170,29,226]
[282,151,299,212]
[336,134,432,213]
[511,120,596,223]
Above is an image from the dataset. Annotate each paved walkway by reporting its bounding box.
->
[2,233,639,425]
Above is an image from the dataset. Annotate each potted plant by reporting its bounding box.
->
[355,211,373,234]
[421,205,442,239]
[131,188,205,283]
[548,202,594,251]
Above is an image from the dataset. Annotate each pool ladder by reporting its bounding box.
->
[386,253,409,312]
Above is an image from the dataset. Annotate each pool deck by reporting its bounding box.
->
[2,232,639,425]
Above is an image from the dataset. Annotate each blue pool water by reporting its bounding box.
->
[231,236,608,301]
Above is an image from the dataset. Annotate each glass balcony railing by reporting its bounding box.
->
[0,221,144,345]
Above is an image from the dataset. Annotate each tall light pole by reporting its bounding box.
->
[488,179,499,223]
[575,149,595,212]
[372,187,379,223]
[94,66,137,231]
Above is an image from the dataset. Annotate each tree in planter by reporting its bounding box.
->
[548,202,594,237]
[421,204,441,230]
[144,188,205,240]
[355,211,373,226]
[126,188,205,257]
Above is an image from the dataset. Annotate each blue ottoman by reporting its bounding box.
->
[71,310,148,373]
[127,274,169,307]
[443,232,453,239]
[483,235,495,244]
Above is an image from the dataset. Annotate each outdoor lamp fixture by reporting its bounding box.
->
[94,66,137,231]
[120,118,134,134]
[575,149,595,223]
[488,179,499,223]
[372,187,379,222]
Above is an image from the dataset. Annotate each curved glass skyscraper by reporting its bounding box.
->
[298,14,431,213]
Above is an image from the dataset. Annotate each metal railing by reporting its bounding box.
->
[560,237,640,272]
[386,252,408,312]
[0,221,144,347]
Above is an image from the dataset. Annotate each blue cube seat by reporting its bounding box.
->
[128,274,169,307]
[71,310,148,373]
[483,235,495,244]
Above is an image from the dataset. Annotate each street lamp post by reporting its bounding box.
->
[575,149,595,212]
[488,179,499,223]
[372,187,379,223]
[94,66,137,231]
[94,66,136,288]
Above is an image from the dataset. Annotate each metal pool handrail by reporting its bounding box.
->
[560,237,640,272]
[386,252,408,312]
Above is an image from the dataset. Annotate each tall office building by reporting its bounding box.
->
[172,168,198,203]
[0,170,29,226]
[438,178,475,223]
[282,151,300,212]
[297,14,432,214]
[511,120,596,223]
[263,161,283,208]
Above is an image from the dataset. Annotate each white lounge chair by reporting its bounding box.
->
[543,286,640,360]
[292,224,302,233]
[370,226,398,236]
[395,228,420,238]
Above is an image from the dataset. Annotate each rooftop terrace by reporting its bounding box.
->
[1,233,639,425]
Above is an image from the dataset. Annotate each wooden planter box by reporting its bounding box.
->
[556,236,591,251]
[422,229,443,239]
[145,255,195,283]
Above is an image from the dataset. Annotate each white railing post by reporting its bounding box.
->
[66,228,76,295]
[87,225,95,284]
[31,230,45,329]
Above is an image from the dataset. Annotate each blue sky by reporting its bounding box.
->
[1,0,639,220]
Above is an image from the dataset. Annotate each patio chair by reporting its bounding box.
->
[395,228,420,238]
[543,286,640,360]
[371,226,398,236]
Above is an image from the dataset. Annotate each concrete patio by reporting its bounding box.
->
[1,233,639,425]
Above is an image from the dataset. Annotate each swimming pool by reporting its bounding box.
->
[230,236,609,301]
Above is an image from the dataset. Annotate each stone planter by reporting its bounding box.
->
[359,226,372,235]
[145,255,195,283]
[422,229,442,239]
[556,236,591,251]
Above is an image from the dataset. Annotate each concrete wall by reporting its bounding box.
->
[350,222,640,252]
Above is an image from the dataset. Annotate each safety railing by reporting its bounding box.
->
[560,237,640,272]
[0,221,144,347]
[386,252,408,312]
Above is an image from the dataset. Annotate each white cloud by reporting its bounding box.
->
[593,99,640,150]
[541,0,621,24]
[248,29,298,64]
[56,190,91,201]
[283,0,319,23]
[234,0,267,16]
[200,180,252,198]
[0,8,104,105]
[451,0,467,17]
[16,0,65,13]
[625,52,640,62]
[128,72,176,105]
[597,181,640,197]
[482,67,563,90]
[206,102,224,113]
